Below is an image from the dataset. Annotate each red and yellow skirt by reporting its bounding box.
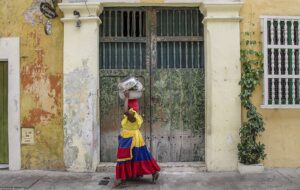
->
[116,129,160,180]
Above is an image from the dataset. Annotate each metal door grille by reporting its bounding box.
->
[157,9,204,69]
[100,9,147,69]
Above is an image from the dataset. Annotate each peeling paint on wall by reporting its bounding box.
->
[24,0,48,25]
[0,0,65,170]
[63,62,99,171]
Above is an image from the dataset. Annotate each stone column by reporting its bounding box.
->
[59,2,102,171]
[200,2,243,171]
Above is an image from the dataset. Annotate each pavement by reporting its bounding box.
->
[0,169,299,190]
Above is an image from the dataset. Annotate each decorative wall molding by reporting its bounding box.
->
[0,38,21,170]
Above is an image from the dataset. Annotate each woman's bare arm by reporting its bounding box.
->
[123,90,136,122]
[124,90,129,113]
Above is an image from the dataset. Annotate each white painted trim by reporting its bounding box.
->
[261,105,300,109]
[59,2,103,18]
[203,17,241,22]
[100,3,202,7]
[0,38,21,170]
[61,17,101,23]
[260,15,300,19]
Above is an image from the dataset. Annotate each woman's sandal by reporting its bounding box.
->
[113,180,127,188]
[152,172,159,184]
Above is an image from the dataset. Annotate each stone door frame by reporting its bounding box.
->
[0,37,21,170]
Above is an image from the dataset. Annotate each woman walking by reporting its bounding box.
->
[115,90,160,187]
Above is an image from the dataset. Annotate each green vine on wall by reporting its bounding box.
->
[238,29,267,165]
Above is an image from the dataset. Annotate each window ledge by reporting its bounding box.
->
[261,105,300,109]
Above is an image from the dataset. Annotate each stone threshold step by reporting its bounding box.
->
[96,162,207,172]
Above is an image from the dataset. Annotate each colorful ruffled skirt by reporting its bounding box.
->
[116,129,160,180]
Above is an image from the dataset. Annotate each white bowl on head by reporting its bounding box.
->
[119,90,143,100]
[118,77,138,91]
[119,80,144,100]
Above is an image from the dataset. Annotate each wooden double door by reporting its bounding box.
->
[99,7,205,162]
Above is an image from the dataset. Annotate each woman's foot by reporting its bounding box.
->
[136,175,143,179]
[113,179,126,188]
[152,172,159,184]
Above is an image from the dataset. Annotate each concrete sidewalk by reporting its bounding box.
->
[0,169,299,190]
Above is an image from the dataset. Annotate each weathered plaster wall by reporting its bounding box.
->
[59,3,101,171]
[0,0,64,169]
[201,3,242,171]
[241,0,300,168]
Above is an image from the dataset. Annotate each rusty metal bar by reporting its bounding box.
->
[127,11,130,37]
[140,43,142,69]
[99,37,147,43]
[191,42,194,68]
[108,10,111,37]
[167,42,170,68]
[179,42,182,68]
[156,36,203,42]
[196,10,199,36]
[173,41,176,68]
[121,11,123,37]
[185,42,188,68]
[121,42,124,69]
[173,10,175,36]
[167,10,169,36]
[127,42,130,68]
[103,11,106,37]
[197,42,200,68]
[109,43,112,69]
[133,11,136,37]
[115,43,117,69]
[103,43,106,68]
[160,9,163,36]
[139,11,142,37]
[115,10,117,37]
[160,43,163,68]
[179,10,181,36]
[191,10,193,36]
[185,10,187,36]
[133,43,136,69]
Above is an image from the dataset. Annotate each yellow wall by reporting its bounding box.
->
[0,0,64,169]
[241,0,300,168]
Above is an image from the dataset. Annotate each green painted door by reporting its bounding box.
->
[150,9,205,162]
[0,61,8,164]
[99,8,205,162]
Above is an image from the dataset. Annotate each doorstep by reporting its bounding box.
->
[96,162,207,172]
[0,164,8,169]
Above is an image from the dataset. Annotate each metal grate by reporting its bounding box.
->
[156,9,204,69]
[157,41,204,69]
[263,16,300,107]
[100,9,147,69]
[100,42,146,69]
[100,9,146,37]
[157,9,203,37]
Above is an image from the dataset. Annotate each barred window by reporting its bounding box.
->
[262,16,300,108]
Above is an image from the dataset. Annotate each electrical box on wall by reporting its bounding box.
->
[21,128,35,145]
